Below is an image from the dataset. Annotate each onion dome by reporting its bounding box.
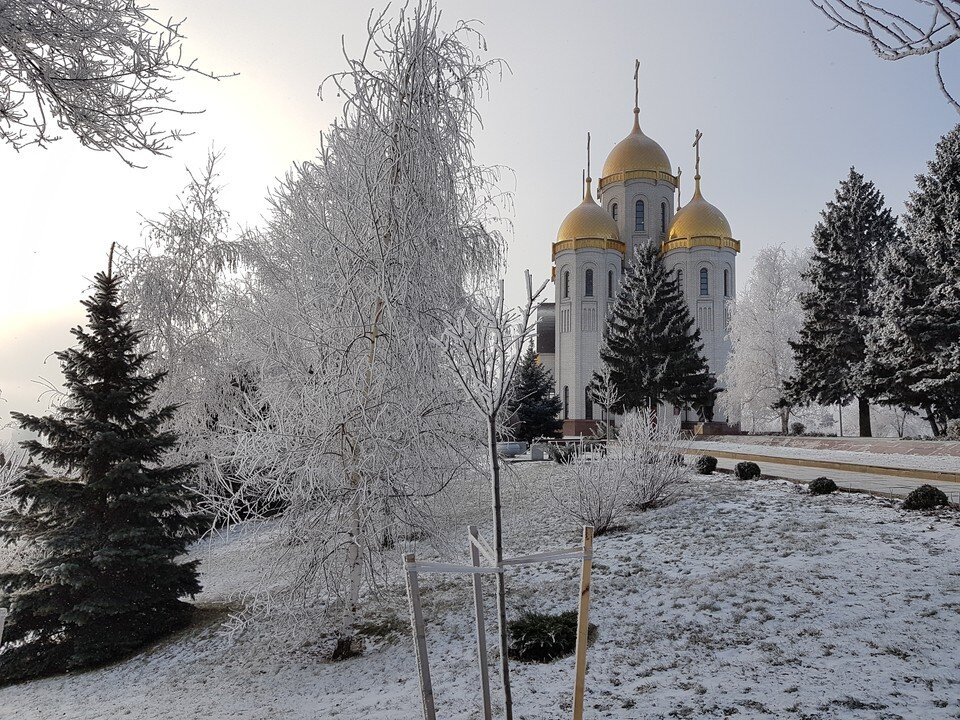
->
[668,174,734,244]
[556,177,620,244]
[601,109,672,178]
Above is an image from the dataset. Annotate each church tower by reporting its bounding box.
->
[664,131,740,421]
[551,136,624,436]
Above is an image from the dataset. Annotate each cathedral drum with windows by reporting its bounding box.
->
[537,70,739,436]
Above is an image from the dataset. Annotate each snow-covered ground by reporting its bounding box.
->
[2,465,959,720]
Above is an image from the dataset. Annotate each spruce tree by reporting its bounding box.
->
[0,266,202,684]
[504,346,563,443]
[593,240,716,419]
[786,168,899,437]
[865,126,960,434]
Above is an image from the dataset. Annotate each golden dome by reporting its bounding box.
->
[556,178,620,243]
[601,110,672,179]
[668,176,734,242]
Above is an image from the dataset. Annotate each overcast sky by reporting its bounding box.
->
[1,0,958,439]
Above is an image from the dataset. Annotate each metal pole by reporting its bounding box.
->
[468,527,493,720]
[572,526,594,720]
[404,554,437,720]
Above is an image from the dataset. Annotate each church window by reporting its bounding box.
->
[700,268,709,296]
[661,202,667,233]
[585,269,594,297]
[635,200,645,231]
[607,270,613,298]
[585,387,593,420]
[677,268,684,290]
[723,269,730,297]
[563,271,570,298]
[611,203,618,221]
[563,386,569,420]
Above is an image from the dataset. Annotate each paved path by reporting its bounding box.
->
[683,451,960,503]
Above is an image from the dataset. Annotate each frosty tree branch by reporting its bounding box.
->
[811,0,960,111]
[0,1,232,165]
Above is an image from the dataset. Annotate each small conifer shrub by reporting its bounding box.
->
[693,455,718,475]
[734,461,761,480]
[902,484,949,511]
[508,610,596,663]
[809,476,838,495]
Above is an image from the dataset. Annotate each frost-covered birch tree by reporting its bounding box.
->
[116,151,252,518]
[719,245,811,433]
[232,2,505,658]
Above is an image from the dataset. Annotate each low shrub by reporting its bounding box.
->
[790,422,806,436]
[808,476,837,495]
[903,484,949,511]
[546,443,580,464]
[734,461,761,480]
[693,455,717,475]
[508,610,596,663]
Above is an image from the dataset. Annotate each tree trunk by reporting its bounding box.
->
[858,396,872,437]
[924,404,942,437]
[487,415,513,720]
[780,407,789,435]
[649,399,658,431]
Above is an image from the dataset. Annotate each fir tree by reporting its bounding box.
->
[593,240,717,419]
[865,126,960,434]
[786,168,899,437]
[504,346,563,443]
[0,265,202,685]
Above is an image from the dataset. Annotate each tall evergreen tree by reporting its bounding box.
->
[0,265,202,685]
[865,125,960,434]
[504,346,563,442]
[786,168,899,437]
[593,240,717,419]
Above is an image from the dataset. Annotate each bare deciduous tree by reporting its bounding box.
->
[437,271,546,720]
[0,1,230,164]
[811,0,960,111]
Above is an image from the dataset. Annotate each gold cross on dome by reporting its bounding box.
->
[693,129,703,176]
[634,59,640,111]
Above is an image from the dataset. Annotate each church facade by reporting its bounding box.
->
[537,83,740,437]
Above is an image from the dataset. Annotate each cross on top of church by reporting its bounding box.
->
[693,128,703,178]
[633,59,640,112]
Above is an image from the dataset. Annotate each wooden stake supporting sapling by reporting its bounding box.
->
[572,525,594,720]
[404,553,437,720]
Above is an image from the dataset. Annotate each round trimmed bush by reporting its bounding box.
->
[734,461,761,480]
[790,421,806,436]
[809,476,837,495]
[693,455,718,475]
[508,610,596,663]
[903,484,949,511]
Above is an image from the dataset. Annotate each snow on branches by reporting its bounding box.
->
[0,1,231,164]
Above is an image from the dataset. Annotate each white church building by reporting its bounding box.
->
[536,76,740,437]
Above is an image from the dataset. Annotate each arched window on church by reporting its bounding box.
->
[585,387,593,420]
[724,269,730,297]
[611,203,618,221]
[635,200,645,231]
[661,201,667,233]
[563,271,570,299]
[608,270,614,299]
[700,267,709,296]
[677,268,684,292]
[585,269,594,297]
[563,386,569,420]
